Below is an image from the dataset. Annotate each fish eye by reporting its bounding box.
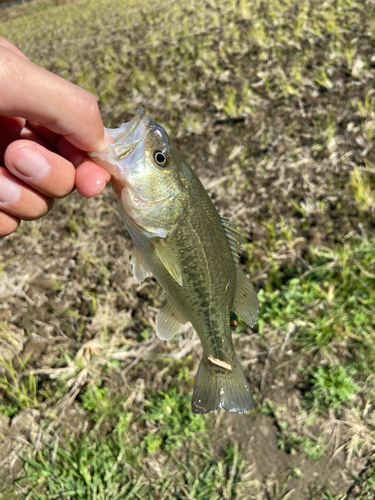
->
[153,149,170,167]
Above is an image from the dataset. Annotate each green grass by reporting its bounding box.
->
[354,454,375,499]
[13,389,252,499]
[258,238,375,349]
[257,235,375,487]
[350,168,375,213]
[143,388,207,453]
[0,356,39,410]
[18,439,250,500]
[17,432,145,500]
[259,236,375,418]
[302,364,358,414]
[6,235,374,499]
[0,403,18,418]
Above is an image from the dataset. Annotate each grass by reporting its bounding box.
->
[350,168,375,213]
[0,356,39,410]
[257,235,375,494]
[4,234,375,499]
[143,388,207,453]
[302,364,358,413]
[15,435,279,500]
[17,432,146,500]
[353,454,375,499]
[13,387,252,499]
[1,0,375,497]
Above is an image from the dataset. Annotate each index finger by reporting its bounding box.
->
[0,45,105,152]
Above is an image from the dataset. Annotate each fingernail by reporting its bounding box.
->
[0,175,21,204]
[13,148,51,179]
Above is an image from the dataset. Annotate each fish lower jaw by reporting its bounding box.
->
[110,178,128,199]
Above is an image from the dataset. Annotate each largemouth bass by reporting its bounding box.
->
[89,108,258,414]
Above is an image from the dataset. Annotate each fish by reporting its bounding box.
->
[89,107,258,414]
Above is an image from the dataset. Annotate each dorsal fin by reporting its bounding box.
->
[220,216,245,263]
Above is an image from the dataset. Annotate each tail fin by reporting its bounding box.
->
[191,355,253,414]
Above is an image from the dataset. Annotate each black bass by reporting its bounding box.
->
[89,108,258,414]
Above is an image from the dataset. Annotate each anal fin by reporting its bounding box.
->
[232,267,258,328]
[156,298,187,340]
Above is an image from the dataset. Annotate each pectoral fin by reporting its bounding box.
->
[156,298,187,340]
[130,246,150,284]
[232,266,259,327]
[154,239,183,286]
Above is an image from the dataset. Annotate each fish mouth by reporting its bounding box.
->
[89,107,149,164]
[108,107,146,144]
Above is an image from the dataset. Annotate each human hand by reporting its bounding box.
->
[0,37,112,237]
